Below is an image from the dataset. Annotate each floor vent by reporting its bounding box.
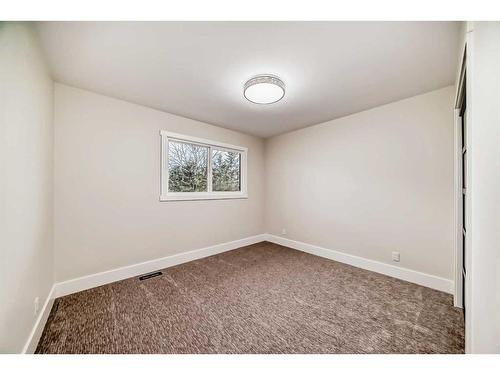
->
[139,271,163,281]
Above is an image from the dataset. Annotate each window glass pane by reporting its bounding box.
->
[212,149,241,192]
[168,140,208,192]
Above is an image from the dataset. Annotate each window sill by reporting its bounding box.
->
[160,193,248,202]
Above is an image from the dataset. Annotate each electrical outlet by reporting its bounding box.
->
[281,228,287,235]
[34,297,40,317]
[392,251,400,262]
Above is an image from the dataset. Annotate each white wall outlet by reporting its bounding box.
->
[392,251,400,262]
[281,228,287,235]
[34,297,40,317]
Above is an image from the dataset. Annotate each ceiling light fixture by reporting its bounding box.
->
[244,75,285,104]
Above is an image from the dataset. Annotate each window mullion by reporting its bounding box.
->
[165,139,169,194]
[208,145,212,193]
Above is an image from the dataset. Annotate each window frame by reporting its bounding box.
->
[160,131,248,201]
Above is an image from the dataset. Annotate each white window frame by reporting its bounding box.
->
[160,131,248,201]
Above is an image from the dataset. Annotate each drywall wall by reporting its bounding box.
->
[265,86,455,280]
[466,22,500,354]
[53,84,265,282]
[0,23,54,353]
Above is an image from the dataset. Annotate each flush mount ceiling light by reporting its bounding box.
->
[243,75,285,104]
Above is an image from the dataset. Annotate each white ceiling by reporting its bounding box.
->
[36,22,460,138]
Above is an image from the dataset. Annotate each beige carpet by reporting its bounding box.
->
[36,242,464,354]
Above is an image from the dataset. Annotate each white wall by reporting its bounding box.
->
[54,84,265,282]
[0,23,54,353]
[467,21,500,354]
[265,86,455,280]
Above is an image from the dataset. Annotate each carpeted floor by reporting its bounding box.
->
[36,242,464,354]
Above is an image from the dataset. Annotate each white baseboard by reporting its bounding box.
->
[53,234,267,299]
[50,233,453,298]
[22,285,56,354]
[265,234,454,294]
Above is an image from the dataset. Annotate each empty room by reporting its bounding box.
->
[1,8,500,366]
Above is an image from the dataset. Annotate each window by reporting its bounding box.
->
[212,149,241,192]
[160,131,247,201]
[168,140,208,193]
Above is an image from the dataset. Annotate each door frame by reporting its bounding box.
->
[453,25,474,354]
[453,45,466,309]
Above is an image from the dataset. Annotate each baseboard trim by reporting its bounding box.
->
[53,234,267,299]
[22,285,55,354]
[51,233,453,297]
[265,234,454,294]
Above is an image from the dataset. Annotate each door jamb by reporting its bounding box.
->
[453,46,466,309]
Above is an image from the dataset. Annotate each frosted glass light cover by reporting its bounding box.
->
[244,75,285,104]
